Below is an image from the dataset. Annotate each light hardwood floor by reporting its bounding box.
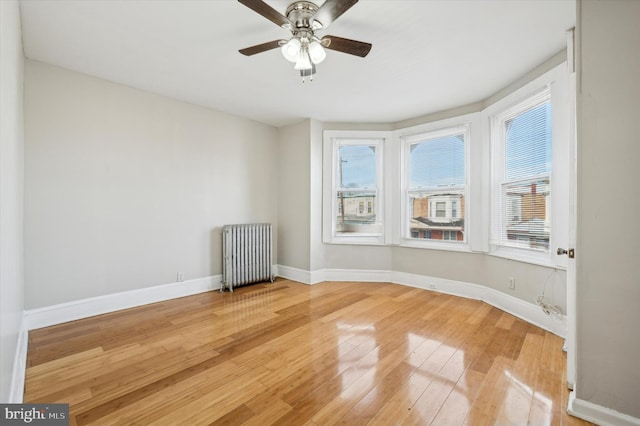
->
[24,279,591,425]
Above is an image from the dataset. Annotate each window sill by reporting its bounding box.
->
[325,235,386,246]
[399,239,471,253]
[489,245,565,269]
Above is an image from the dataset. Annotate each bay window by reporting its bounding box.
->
[321,64,568,265]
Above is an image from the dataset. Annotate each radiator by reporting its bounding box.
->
[221,223,274,292]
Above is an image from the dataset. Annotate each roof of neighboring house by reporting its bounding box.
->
[410,217,464,230]
[339,193,376,199]
[410,192,464,198]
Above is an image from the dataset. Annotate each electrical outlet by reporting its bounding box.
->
[177,272,184,282]
[508,277,515,289]
[429,284,436,290]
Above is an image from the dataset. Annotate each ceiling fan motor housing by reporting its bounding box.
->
[285,1,320,30]
[237,0,372,74]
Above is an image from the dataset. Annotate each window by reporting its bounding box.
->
[323,131,389,245]
[402,124,469,246]
[336,144,378,232]
[485,64,569,267]
[491,90,551,253]
[443,230,457,241]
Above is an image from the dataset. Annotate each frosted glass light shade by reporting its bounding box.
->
[308,41,326,64]
[294,51,312,70]
[281,38,301,62]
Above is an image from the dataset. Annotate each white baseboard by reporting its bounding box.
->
[276,265,392,285]
[25,275,221,330]
[8,318,28,403]
[276,266,566,337]
[568,390,640,426]
[276,265,317,285]
[309,269,325,284]
[21,265,565,356]
[324,268,392,283]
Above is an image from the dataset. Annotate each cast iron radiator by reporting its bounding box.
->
[221,223,274,292]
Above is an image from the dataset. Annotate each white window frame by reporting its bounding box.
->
[485,64,570,268]
[398,119,473,252]
[323,130,392,245]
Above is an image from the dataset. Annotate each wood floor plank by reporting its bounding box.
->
[335,360,417,424]
[367,336,458,425]
[463,355,517,425]
[26,346,105,378]
[23,280,592,425]
[72,349,226,424]
[208,404,255,426]
[430,368,486,425]
[494,332,544,425]
[308,348,410,424]
[89,352,269,424]
[273,352,381,425]
[242,399,292,426]
[495,311,517,330]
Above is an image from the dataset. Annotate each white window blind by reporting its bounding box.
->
[492,92,552,251]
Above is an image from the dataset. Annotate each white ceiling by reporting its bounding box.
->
[19,0,575,128]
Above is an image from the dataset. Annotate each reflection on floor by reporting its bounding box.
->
[24,279,592,425]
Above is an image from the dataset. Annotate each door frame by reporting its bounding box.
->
[565,28,577,390]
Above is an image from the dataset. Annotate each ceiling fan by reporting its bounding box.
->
[238,0,372,81]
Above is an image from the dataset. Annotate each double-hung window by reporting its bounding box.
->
[488,66,569,268]
[491,90,551,254]
[401,124,469,247]
[323,131,388,245]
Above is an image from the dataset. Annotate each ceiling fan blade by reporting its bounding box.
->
[322,35,372,58]
[239,40,285,56]
[237,0,293,29]
[311,0,359,29]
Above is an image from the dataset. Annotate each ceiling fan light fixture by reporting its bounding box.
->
[308,40,326,64]
[281,38,301,62]
[294,49,312,70]
[300,63,316,82]
[239,0,372,81]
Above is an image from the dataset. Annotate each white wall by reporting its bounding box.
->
[277,120,311,271]
[0,0,25,402]
[24,61,279,309]
[309,119,325,272]
[391,248,566,309]
[576,0,640,418]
